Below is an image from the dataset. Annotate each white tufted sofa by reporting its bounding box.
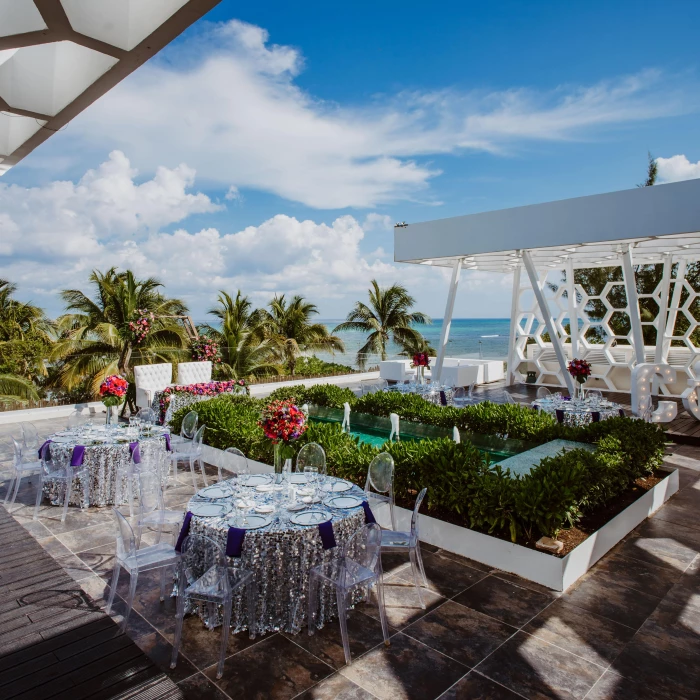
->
[177,361,212,385]
[134,363,173,410]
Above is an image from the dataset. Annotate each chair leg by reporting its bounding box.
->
[199,458,208,487]
[122,570,138,632]
[126,473,134,518]
[106,562,121,615]
[336,587,352,666]
[189,457,198,491]
[61,476,73,523]
[415,543,428,587]
[389,500,397,531]
[170,575,187,670]
[409,548,425,609]
[307,572,319,635]
[374,577,391,648]
[217,599,232,679]
[9,472,22,509]
[32,476,43,519]
[160,566,167,602]
[3,474,16,506]
[246,579,257,640]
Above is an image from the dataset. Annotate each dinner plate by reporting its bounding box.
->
[290,510,330,526]
[240,474,272,487]
[326,495,364,509]
[255,484,274,493]
[300,495,322,504]
[189,502,232,517]
[198,484,231,500]
[289,473,308,484]
[287,502,307,512]
[322,480,352,493]
[254,504,275,514]
[51,436,74,444]
[230,514,272,530]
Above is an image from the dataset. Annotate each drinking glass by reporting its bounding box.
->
[304,466,319,502]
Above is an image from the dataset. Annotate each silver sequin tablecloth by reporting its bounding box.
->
[184,476,368,635]
[532,399,621,426]
[43,427,170,507]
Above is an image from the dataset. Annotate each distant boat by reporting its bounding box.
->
[481,334,499,338]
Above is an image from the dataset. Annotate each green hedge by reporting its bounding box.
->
[170,386,668,544]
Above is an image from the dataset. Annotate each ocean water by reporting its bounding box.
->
[316,318,511,368]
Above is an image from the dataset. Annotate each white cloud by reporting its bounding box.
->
[362,213,393,231]
[656,154,700,183]
[225,185,241,201]
[60,20,690,209]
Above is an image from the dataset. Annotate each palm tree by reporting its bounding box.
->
[334,280,431,369]
[51,268,190,399]
[260,294,345,375]
[0,374,39,404]
[203,291,280,379]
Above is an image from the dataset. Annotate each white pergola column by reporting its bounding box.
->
[565,258,580,358]
[522,250,575,395]
[653,253,673,394]
[663,258,687,361]
[434,259,462,383]
[506,264,521,385]
[621,244,645,365]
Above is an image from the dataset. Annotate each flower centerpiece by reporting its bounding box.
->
[128,309,155,345]
[258,399,307,478]
[99,374,128,425]
[191,337,222,364]
[567,358,592,399]
[411,352,431,384]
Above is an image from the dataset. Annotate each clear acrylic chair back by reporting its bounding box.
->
[67,411,85,429]
[410,487,427,541]
[342,521,382,576]
[223,447,249,477]
[536,386,551,399]
[296,442,326,476]
[137,407,157,425]
[178,533,230,599]
[366,452,394,494]
[192,424,206,452]
[113,508,137,560]
[181,411,198,439]
[138,470,165,517]
[20,422,40,451]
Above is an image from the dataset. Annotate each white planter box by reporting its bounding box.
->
[201,444,273,475]
[373,467,679,591]
[0,401,106,425]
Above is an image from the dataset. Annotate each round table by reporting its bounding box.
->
[388,383,454,406]
[532,397,622,426]
[43,424,170,507]
[183,474,369,635]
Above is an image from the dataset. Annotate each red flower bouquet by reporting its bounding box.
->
[259,400,308,444]
[567,358,592,384]
[158,379,248,423]
[99,375,128,407]
[411,352,431,368]
[191,337,222,364]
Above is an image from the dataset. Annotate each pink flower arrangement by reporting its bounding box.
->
[158,380,248,422]
[128,309,155,345]
[191,337,222,364]
[412,352,431,368]
[568,358,592,384]
[258,400,307,444]
[99,375,128,407]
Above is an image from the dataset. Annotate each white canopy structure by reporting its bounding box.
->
[394,179,700,398]
[0,0,219,175]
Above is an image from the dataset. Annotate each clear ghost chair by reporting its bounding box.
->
[135,471,183,548]
[171,410,198,447]
[33,446,90,523]
[381,488,428,608]
[308,523,389,666]
[360,378,388,396]
[170,424,207,489]
[503,392,517,404]
[296,442,327,477]
[106,509,181,631]
[364,452,396,530]
[586,389,603,404]
[116,445,147,518]
[451,387,469,408]
[220,447,249,482]
[137,407,157,426]
[4,436,41,509]
[20,422,40,453]
[66,410,87,429]
[536,386,551,400]
[170,534,256,680]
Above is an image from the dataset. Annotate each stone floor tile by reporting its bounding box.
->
[523,599,637,665]
[295,673,379,700]
[452,574,555,628]
[36,535,74,559]
[663,553,700,614]
[284,610,391,670]
[53,521,116,552]
[204,633,333,699]
[136,630,199,683]
[585,668,696,700]
[76,544,116,577]
[433,549,493,573]
[615,530,699,573]
[476,631,604,700]
[177,672,233,700]
[403,600,516,668]
[341,632,467,700]
[438,672,523,699]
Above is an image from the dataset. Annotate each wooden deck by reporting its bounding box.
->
[0,508,180,700]
[472,382,700,445]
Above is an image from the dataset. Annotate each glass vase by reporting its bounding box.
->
[417,366,425,385]
[273,442,293,484]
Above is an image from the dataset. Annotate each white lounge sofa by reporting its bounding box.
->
[430,358,505,385]
[177,361,212,385]
[379,360,417,383]
[440,363,480,388]
[134,363,173,410]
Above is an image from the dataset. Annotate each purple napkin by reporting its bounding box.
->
[591,411,601,423]
[38,440,52,460]
[175,511,193,552]
[362,501,376,524]
[618,408,626,418]
[318,520,336,550]
[555,409,565,424]
[129,441,141,464]
[226,527,246,557]
[70,445,85,467]
[164,433,171,451]
[533,405,539,411]
[439,391,447,406]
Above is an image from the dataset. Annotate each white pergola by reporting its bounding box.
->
[394,178,700,397]
[0,0,220,175]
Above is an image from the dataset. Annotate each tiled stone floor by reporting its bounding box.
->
[1,417,700,699]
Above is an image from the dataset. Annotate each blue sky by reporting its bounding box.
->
[2,0,699,319]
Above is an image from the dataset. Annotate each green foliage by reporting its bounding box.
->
[294,355,354,376]
[266,383,357,408]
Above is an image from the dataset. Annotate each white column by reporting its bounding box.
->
[663,258,687,361]
[506,264,521,385]
[652,254,673,394]
[565,258,579,358]
[434,259,462,383]
[621,244,645,365]
[522,250,575,395]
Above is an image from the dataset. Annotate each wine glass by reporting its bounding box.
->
[304,466,319,503]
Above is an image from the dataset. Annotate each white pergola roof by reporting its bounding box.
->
[0,0,220,175]
[394,178,700,272]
